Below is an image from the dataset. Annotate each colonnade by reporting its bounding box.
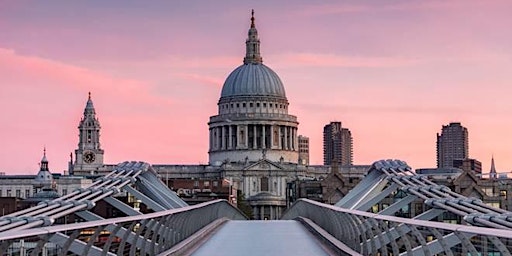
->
[209,124,298,152]
[252,205,284,220]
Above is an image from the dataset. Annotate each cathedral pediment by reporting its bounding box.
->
[243,159,284,171]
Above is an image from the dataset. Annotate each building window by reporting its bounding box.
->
[63,189,68,195]
[500,190,507,199]
[6,190,10,197]
[193,180,199,188]
[243,103,246,108]
[263,103,267,107]
[204,181,210,187]
[25,189,30,198]
[236,103,240,108]
[15,190,20,198]
[486,202,501,208]
[483,188,495,197]
[269,103,273,108]
[250,103,253,107]
[261,177,269,191]
[213,181,218,187]
[256,103,260,107]
[230,103,233,108]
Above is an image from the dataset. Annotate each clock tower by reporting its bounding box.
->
[72,92,105,175]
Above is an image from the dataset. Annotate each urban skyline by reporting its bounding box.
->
[1,1,512,174]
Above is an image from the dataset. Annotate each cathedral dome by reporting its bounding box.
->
[219,10,286,101]
[220,63,286,99]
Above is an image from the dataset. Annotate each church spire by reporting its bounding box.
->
[34,147,53,189]
[243,9,263,64]
[84,92,96,117]
[490,155,497,179]
[40,147,48,171]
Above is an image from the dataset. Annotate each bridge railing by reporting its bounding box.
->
[283,199,512,256]
[0,199,246,256]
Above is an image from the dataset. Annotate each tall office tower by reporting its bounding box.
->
[436,122,468,168]
[323,122,353,166]
[298,135,309,165]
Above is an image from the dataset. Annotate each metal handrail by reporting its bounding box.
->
[283,199,512,255]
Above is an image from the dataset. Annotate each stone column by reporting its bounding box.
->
[218,127,222,150]
[253,206,259,220]
[253,125,257,149]
[288,127,292,150]
[278,126,282,149]
[291,128,295,150]
[295,128,299,151]
[270,126,274,149]
[262,124,266,149]
[214,127,218,150]
[237,125,242,149]
[244,125,249,149]
[228,125,233,149]
[260,206,264,220]
[270,205,274,220]
[284,127,288,150]
[221,126,225,150]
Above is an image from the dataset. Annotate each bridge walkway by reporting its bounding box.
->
[191,220,333,256]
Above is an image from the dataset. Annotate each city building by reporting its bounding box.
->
[436,122,468,168]
[67,11,369,220]
[0,150,93,216]
[323,122,353,166]
[70,92,110,176]
[207,10,299,165]
[489,156,498,179]
[298,135,309,165]
[169,178,237,206]
[453,158,482,174]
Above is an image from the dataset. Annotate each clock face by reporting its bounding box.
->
[83,151,96,164]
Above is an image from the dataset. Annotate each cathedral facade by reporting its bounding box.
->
[69,12,369,220]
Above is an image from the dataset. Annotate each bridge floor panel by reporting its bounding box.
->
[191,220,331,256]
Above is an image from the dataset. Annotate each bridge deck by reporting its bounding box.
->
[191,220,331,256]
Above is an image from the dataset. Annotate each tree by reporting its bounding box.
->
[236,190,253,219]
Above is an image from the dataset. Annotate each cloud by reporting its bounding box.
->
[0,48,148,95]
[268,52,418,68]
[175,73,224,87]
[0,48,183,173]
[293,0,509,17]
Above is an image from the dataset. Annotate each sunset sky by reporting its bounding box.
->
[1,0,512,174]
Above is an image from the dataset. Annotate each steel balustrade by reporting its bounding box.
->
[0,161,187,232]
[0,199,246,255]
[283,198,512,256]
[286,159,512,255]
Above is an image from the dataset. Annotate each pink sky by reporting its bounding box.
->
[1,1,512,174]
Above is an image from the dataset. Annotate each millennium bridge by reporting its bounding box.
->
[1,160,511,255]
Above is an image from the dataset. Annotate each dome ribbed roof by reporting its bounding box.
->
[220,63,286,99]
